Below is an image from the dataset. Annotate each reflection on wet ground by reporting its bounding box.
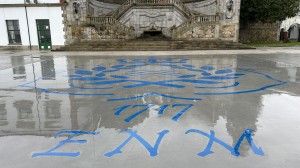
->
[0,54,299,168]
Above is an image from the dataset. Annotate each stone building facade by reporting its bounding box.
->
[62,0,242,44]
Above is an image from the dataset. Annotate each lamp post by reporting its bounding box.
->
[24,0,32,50]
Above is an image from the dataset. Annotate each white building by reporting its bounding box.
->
[281,10,300,42]
[0,0,65,50]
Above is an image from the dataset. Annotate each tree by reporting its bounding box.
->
[240,0,300,23]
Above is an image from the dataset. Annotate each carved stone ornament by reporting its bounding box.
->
[225,0,235,19]
[73,1,81,20]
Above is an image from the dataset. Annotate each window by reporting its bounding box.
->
[6,20,22,44]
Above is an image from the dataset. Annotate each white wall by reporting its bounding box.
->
[281,16,300,31]
[27,7,65,46]
[0,6,64,47]
[0,7,29,45]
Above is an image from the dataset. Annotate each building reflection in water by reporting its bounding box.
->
[11,56,26,80]
[41,56,56,80]
[44,100,62,129]
[14,100,35,129]
[0,103,8,126]
[297,68,300,82]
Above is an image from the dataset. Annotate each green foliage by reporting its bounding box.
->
[240,0,300,23]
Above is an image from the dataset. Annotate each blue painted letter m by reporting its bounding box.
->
[185,129,264,157]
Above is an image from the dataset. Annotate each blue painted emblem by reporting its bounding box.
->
[19,57,287,101]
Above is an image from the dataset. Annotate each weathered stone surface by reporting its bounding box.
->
[220,25,235,38]
[88,0,120,16]
[179,24,216,39]
[63,0,242,43]
[185,0,217,15]
[239,22,279,43]
[119,7,186,38]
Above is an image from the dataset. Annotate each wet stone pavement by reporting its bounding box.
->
[0,52,299,168]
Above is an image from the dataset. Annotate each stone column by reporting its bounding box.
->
[218,0,241,42]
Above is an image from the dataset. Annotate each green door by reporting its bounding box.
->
[36,19,52,50]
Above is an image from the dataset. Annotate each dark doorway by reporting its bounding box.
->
[143,30,162,37]
[141,30,167,40]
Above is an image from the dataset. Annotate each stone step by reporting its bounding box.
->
[54,40,253,51]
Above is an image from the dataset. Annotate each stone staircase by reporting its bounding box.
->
[55,39,252,51]
[112,0,194,19]
[58,0,249,51]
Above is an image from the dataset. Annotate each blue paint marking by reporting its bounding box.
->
[148,57,158,63]
[95,73,106,77]
[104,130,169,157]
[215,69,233,74]
[92,66,106,71]
[201,72,212,76]
[201,76,238,80]
[102,69,120,73]
[195,82,239,89]
[172,104,194,121]
[182,64,195,68]
[225,73,245,77]
[178,75,197,78]
[111,65,124,68]
[64,75,82,78]
[185,129,264,157]
[32,130,99,158]
[201,66,215,71]
[124,104,155,122]
[75,70,93,75]
[194,68,287,95]
[111,75,128,79]
[69,77,106,81]
[18,58,287,100]
[18,78,114,96]
[156,104,169,115]
[114,105,132,115]
[114,104,193,122]
[69,83,113,90]
[107,92,202,102]
[122,81,185,89]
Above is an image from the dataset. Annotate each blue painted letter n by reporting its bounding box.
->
[104,130,169,157]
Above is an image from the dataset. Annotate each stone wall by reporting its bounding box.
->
[177,24,217,39]
[119,6,187,38]
[66,23,132,42]
[239,22,280,43]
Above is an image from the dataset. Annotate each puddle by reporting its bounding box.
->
[0,55,299,168]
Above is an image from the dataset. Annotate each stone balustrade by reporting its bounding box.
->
[172,14,219,38]
[112,0,194,19]
[86,16,134,38]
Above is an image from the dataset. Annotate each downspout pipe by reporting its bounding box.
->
[24,0,32,50]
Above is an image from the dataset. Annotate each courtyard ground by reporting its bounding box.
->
[0,48,299,168]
